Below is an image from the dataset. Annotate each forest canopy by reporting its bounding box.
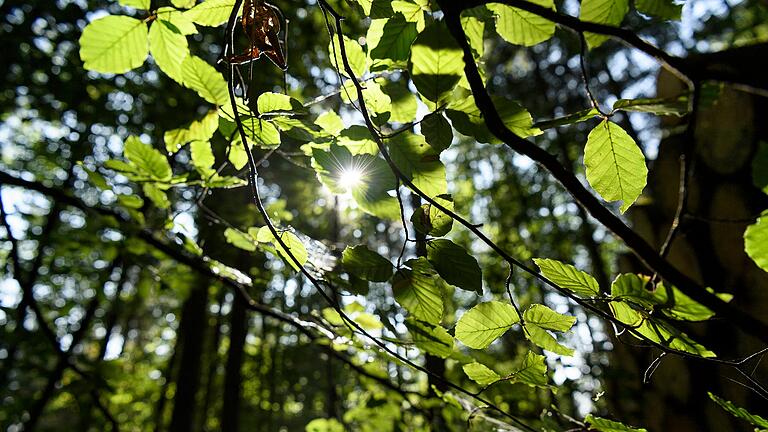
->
[1,0,768,431]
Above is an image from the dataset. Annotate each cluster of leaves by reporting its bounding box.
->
[66,0,768,430]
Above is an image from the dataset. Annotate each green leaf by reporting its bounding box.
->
[523,304,576,356]
[635,0,683,20]
[149,20,189,84]
[455,301,520,349]
[463,362,500,386]
[585,414,648,432]
[370,14,418,63]
[745,211,768,273]
[409,320,455,358]
[524,304,576,332]
[612,96,688,116]
[79,15,149,74]
[609,273,657,309]
[392,1,426,30]
[305,418,344,432]
[351,0,373,15]
[426,239,482,294]
[461,15,486,59]
[181,55,229,105]
[509,351,549,388]
[253,227,308,272]
[228,139,248,170]
[409,22,464,108]
[382,80,418,123]
[220,106,282,149]
[488,0,556,46]
[393,258,445,325]
[338,126,378,155]
[190,140,215,175]
[184,0,237,27]
[224,227,257,252]
[170,0,197,9]
[342,245,393,282]
[533,108,599,130]
[525,325,574,356]
[609,275,716,357]
[118,194,143,209]
[580,0,629,48]
[708,392,768,430]
[360,81,392,126]
[584,119,647,213]
[316,112,345,136]
[257,92,306,115]
[533,258,600,297]
[411,194,454,237]
[421,112,453,152]
[609,273,724,322]
[447,93,541,143]
[142,184,170,209]
[165,110,219,154]
[156,8,198,35]
[124,136,172,181]
[118,0,150,10]
[328,36,367,78]
[388,132,447,198]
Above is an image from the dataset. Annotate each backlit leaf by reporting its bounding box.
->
[580,0,629,48]
[745,211,768,273]
[181,55,229,105]
[584,119,647,213]
[409,22,464,108]
[463,362,500,386]
[149,20,189,84]
[393,258,446,324]
[533,258,600,297]
[185,0,237,27]
[79,15,149,74]
[455,301,520,349]
[488,0,556,46]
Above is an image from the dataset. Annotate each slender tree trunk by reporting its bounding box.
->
[168,282,210,432]
[221,294,248,432]
[200,290,226,429]
[153,346,179,432]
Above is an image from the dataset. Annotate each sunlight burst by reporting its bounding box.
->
[338,166,364,190]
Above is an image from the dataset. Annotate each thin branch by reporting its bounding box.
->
[578,33,610,118]
[657,85,700,260]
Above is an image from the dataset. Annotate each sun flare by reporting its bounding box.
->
[338,166,364,190]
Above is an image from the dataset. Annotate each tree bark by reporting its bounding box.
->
[168,283,210,432]
[221,294,248,432]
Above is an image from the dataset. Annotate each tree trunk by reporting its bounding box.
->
[168,282,209,432]
[221,294,248,432]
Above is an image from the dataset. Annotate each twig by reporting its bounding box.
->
[578,33,610,118]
